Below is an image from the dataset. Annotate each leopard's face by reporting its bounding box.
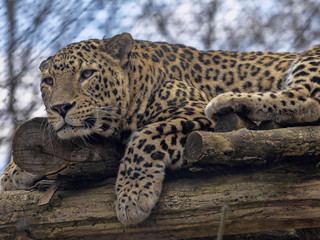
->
[40,34,135,139]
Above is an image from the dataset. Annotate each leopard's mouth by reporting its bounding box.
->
[56,122,78,132]
[55,116,96,135]
[55,123,92,139]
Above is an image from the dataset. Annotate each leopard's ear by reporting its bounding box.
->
[101,32,135,67]
[39,56,53,71]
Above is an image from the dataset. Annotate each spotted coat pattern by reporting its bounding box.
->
[2,33,320,225]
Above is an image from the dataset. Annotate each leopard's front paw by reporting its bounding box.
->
[205,92,251,119]
[115,162,164,225]
[115,189,159,225]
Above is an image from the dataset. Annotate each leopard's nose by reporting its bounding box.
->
[51,102,76,118]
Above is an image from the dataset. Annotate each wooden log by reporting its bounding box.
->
[1,157,320,240]
[184,126,320,166]
[12,115,319,175]
[12,117,122,178]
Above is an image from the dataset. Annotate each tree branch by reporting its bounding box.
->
[184,126,320,166]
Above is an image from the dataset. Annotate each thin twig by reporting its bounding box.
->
[217,202,229,240]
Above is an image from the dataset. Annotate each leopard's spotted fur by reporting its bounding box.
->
[2,33,320,225]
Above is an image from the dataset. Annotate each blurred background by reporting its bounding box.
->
[0,0,319,174]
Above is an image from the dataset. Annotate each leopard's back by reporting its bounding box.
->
[130,41,298,101]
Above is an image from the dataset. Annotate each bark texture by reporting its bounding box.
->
[1,158,320,240]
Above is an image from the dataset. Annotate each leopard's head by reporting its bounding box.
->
[40,33,135,139]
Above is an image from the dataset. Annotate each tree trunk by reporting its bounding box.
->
[1,157,320,240]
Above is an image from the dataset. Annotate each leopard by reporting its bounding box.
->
[2,32,320,226]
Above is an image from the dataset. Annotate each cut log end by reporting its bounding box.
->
[12,118,68,175]
[12,117,122,177]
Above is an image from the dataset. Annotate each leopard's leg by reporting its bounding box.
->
[1,159,42,191]
[205,54,320,124]
[115,115,212,225]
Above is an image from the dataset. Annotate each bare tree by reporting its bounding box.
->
[0,0,102,162]
[132,0,320,51]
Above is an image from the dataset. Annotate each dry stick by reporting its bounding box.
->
[217,202,229,240]
[184,125,320,166]
[37,177,63,206]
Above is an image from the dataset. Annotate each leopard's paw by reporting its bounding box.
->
[115,162,164,225]
[1,161,42,191]
[205,92,250,119]
[115,190,158,225]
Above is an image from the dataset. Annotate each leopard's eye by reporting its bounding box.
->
[79,70,96,82]
[42,77,53,86]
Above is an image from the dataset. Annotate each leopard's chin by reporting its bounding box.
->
[56,124,92,140]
